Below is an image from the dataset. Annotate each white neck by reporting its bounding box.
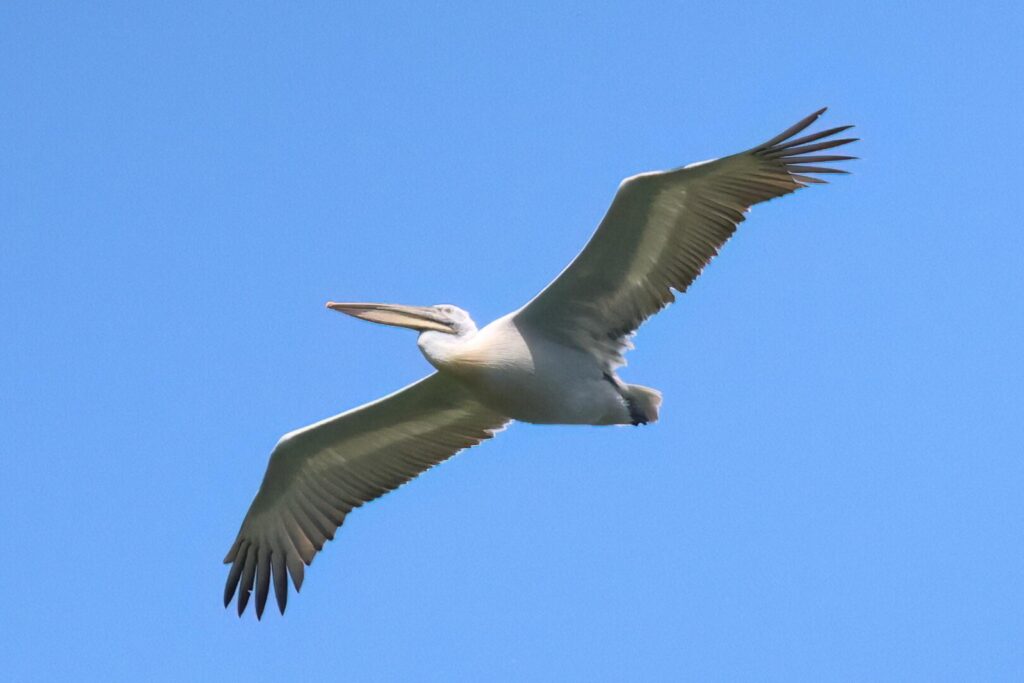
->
[417,329,475,371]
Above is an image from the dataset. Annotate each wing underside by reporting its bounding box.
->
[223,372,510,617]
[515,107,856,368]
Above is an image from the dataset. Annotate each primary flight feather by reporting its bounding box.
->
[224,107,857,617]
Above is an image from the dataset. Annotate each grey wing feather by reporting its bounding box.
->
[515,107,857,368]
[223,372,510,618]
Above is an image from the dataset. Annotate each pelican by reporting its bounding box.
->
[224,108,856,617]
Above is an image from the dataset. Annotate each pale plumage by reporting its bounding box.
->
[225,108,856,617]
[517,107,856,368]
[223,372,508,616]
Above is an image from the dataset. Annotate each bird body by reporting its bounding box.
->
[224,108,857,617]
[419,312,643,425]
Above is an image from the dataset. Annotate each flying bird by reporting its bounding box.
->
[224,108,856,617]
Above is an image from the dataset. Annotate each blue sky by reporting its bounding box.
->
[2,1,1022,680]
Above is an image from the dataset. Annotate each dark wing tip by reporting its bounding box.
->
[223,537,242,564]
[755,112,858,182]
[223,540,249,608]
[756,107,829,150]
[237,587,251,616]
[234,544,257,616]
[791,174,829,185]
[786,165,851,175]
[224,541,296,618]
[254,547,271,620]
[273,551,289,614]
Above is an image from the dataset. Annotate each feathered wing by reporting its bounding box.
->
[223,372,510,618]
[514,107,856,368]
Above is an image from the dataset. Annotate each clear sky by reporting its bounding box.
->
[2,2,1022,680]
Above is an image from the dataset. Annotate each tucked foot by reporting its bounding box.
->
[604,373,662,426]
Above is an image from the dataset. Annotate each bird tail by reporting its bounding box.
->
[624,384,662,424]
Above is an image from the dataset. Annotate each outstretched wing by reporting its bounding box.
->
[223,372,510,618]
[515,107,856,368]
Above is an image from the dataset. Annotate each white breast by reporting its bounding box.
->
[421,314,630,425]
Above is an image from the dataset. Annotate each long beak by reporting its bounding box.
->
[325,302,453,333]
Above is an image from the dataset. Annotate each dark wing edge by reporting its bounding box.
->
[222,373,510,618]
[514,107,857,367]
